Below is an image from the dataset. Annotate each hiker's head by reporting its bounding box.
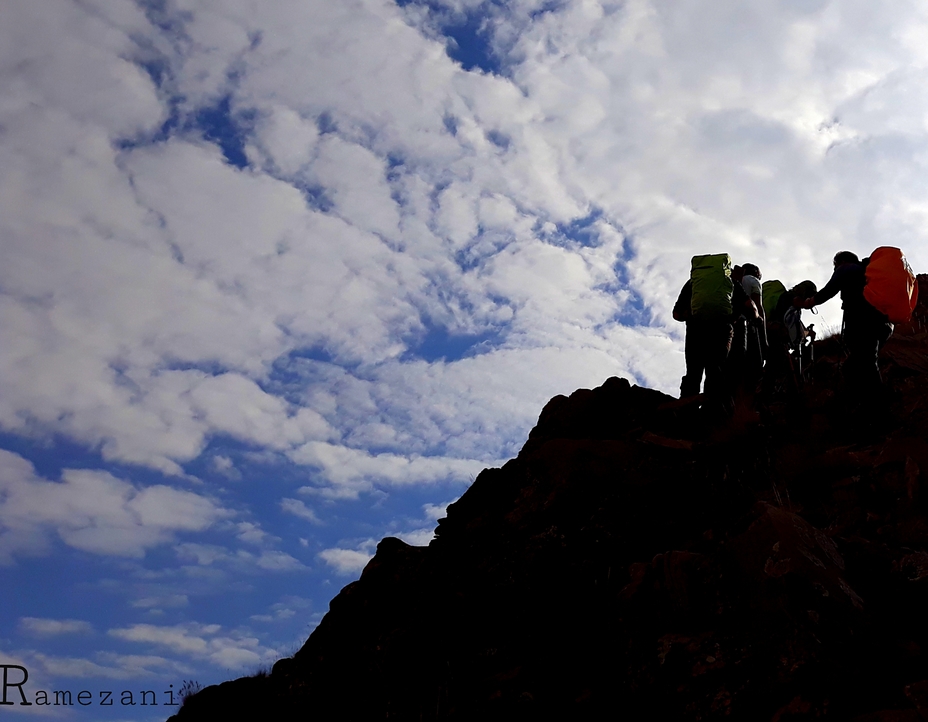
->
[731,264,744,281]
[742,263,761,281]
[791,280,817,299]
[833,251,859,267]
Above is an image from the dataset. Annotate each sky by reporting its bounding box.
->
[2,0,928,718]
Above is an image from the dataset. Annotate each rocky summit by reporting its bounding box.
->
[170,307,928,720]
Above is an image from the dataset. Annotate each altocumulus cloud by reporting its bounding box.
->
[1,0,682,498]
[175,542,305,572]
[318,546,376,576]
[280,498,322,524]
[109,622,280,669]
[0,450,231,563]
[29,651,189,680]
[18,617,94,636]
[290,442,489,499]
[3,0,928,498]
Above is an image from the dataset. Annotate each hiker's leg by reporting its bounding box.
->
[760,325,788,399]
[727,319,747,395]
[843,316,881,392]
[744,324,765,392]
[704,321,734,406]
[847,315,892,427]
[681,324,705,397]
[760,347,779,398]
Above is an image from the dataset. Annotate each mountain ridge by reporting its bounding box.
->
[169,308,928,721]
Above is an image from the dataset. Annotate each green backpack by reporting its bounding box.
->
[690,254,733,318]
[762,280,787,320]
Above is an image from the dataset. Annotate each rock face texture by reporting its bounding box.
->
[170,318,928,721]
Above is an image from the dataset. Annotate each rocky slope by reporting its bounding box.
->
[170,302,928,721]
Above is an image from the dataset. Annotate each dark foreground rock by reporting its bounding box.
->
[170,322,928,721]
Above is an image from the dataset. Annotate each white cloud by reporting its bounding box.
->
[318,516,441,569]
[291,442,486,499]
[174,543,229,567]
[396,527,435,546]
[3,0,928,529]
[253,105,320,176]
[3,646,190,689]
[280,498,322,524]
[175,542,305,572]
[212,455,242,480]
[250,596,310,623]
[111,623,215,655]
[308,340,671,463]
[108,622,279,669]
[0,0,670,490]
[319,502,446,574]
[18,617,92,636]
[0,0,163,135]
[0,450,231,563]
[308,135,402,237]
[318,546,374,575]
[235,521,274,545]
[423,501,454,520]
[0,1,620,501]
[131,595,189,610]
[95,652,194,677]
[254,550,305,571]
[30,651,188,680]
[250,609,295,623]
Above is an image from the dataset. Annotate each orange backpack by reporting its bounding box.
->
[863,247,918,323]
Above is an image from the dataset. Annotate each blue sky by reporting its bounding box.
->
[3,0,928,718]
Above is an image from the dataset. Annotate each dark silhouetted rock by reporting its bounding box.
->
[168,324,928,721]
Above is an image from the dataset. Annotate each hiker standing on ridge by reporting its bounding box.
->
[762,280,817,399]
[732,263,766,397]
[728,265,748,383]
[799,251,893,391]
[673,255,755,407]
[673,277,730,401]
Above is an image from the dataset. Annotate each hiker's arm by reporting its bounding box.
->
[751,294,768,346]
[750,292,764,322]
[808,268,844,307]
[672,282,692,322]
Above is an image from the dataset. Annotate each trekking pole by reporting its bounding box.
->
[807,326,815,385]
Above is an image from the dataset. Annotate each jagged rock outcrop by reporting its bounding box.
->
[170,318,928,721]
